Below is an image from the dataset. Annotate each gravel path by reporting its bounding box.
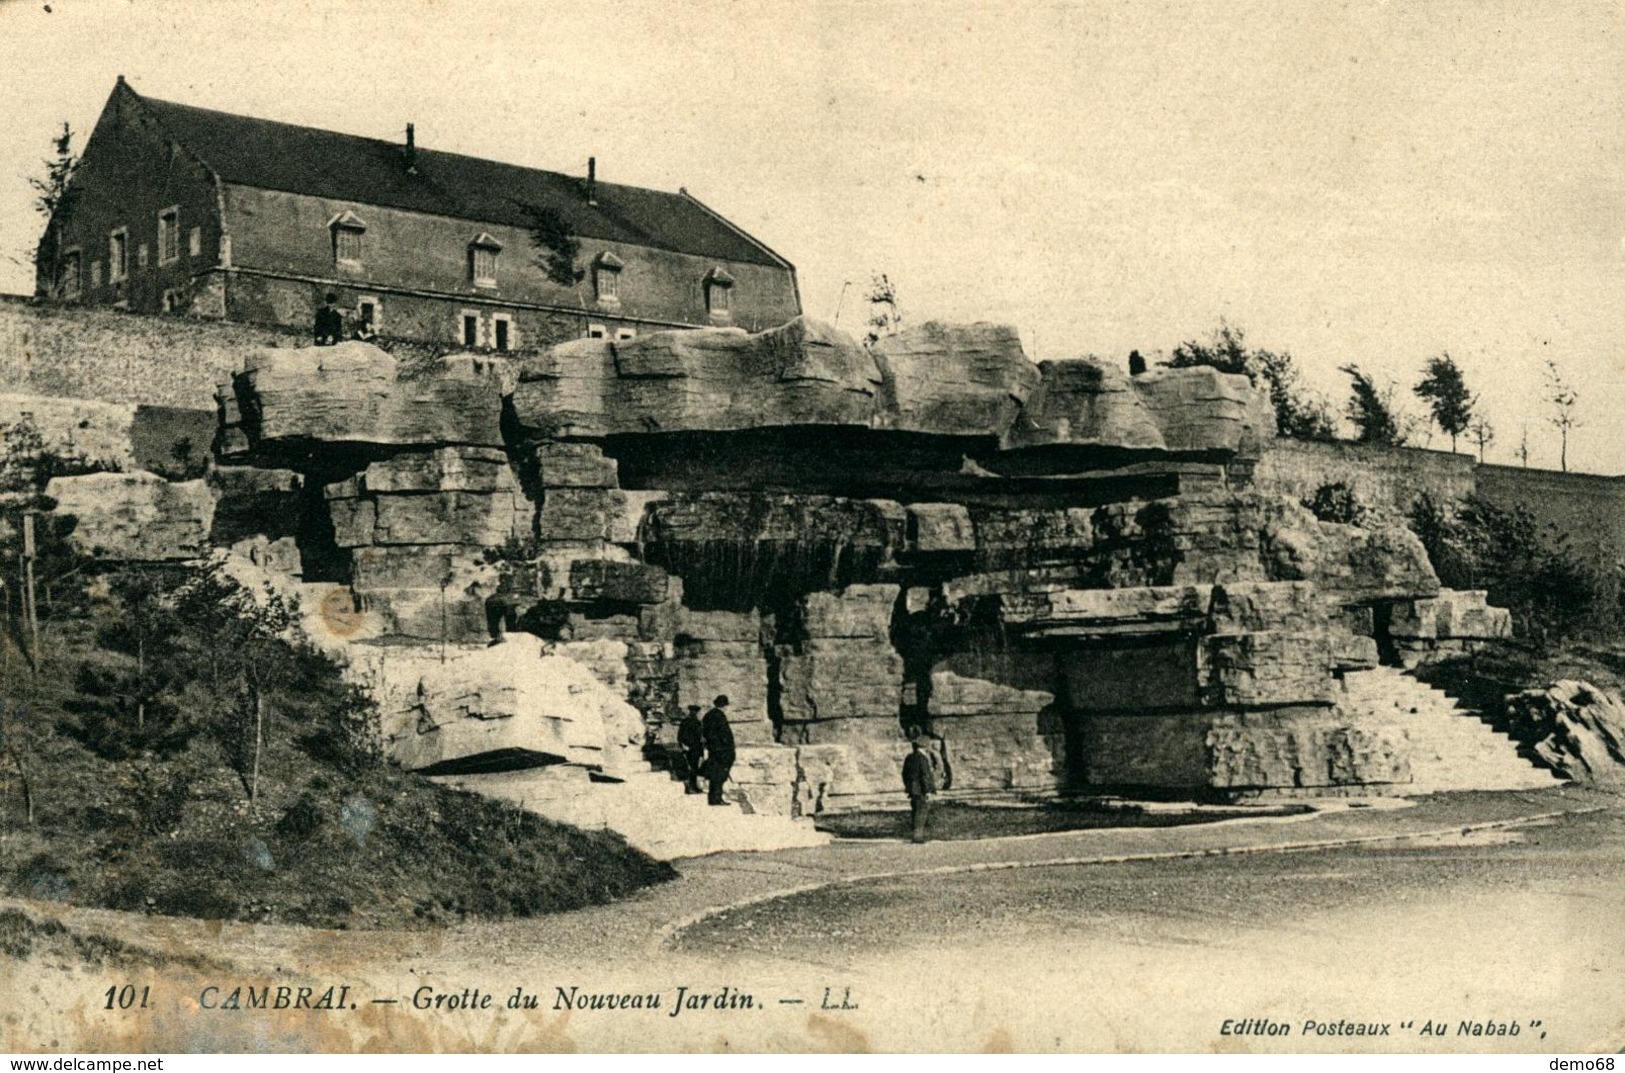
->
[6,786,1613,1052]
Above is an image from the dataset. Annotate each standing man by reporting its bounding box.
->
[701,695,735,806]
[313,292,344,345]
[902,729,938,844]
[677,704,706,795]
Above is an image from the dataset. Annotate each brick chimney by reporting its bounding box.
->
[586,157,597,205]
[405,123,417,173]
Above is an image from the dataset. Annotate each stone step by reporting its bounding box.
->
[1338,669,1562,795]
[433,762,829,860]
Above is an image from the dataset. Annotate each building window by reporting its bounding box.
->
[616,327,637,341]
[90,260,102,289]
[158,207,180,265]
[188,226,202,258]
[587,323,608,340]
[60,249,82,299]
[461,312,480,348]
[358,297,381,332]
[162,288,185,313]
[492,315,513,352]
[137,243,149,270]
[468,233,502,288]
[704,267,735,315]
[329,210,366,267]
[334,227,362,264]
[472,247,498,286]
[108,228,128,281]
[593,251,624,303]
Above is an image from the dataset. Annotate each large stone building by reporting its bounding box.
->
[34,78,802,350]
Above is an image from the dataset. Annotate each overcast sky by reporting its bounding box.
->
[2,0,1620,472]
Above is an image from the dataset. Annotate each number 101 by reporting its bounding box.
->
[103,984,150,1010]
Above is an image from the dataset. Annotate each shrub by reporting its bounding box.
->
[1408,493,1620,644]
[1304,482,1370,527]
[276,794,324,842]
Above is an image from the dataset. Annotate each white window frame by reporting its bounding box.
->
[108,228,129,282]
[592,251,624,305]
[357,296,383,332]
[157,206,181,265]
[704,267,735,316]
[586,323,608,340]
[90,260,103,289]
[329,211,367,268]
[162,288,184,313]
[615,327,637,341]
[60,247,82,299]
[188,226,202,258]
[137,242,149,270]
[491,313,515,352]
[458,309,483,348]
[468,233,502,289]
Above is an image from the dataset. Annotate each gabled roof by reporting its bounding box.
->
[123,82,791,269]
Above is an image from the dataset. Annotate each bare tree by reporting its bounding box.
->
[1467,415,1495,462]
[1543,359,1581,472]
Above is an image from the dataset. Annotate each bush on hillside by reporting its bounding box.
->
[0,552,676,927]
[1409,493,1620,644]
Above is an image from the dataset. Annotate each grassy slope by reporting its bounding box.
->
[0,620,675,929]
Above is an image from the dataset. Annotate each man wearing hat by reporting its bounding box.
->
[902,727,939,843]
[677,704,706,794]
[313,292,344,346]
[701,695,736,806]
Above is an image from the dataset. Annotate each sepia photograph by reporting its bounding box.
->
[1,0,1622,1056]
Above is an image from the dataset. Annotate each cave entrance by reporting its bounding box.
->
[292,461,353,584]
[1369,602,1401,667]
[1051,634,1205,794]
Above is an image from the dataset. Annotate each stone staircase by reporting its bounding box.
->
[1340,667,1564,793]
[431,751,830,860]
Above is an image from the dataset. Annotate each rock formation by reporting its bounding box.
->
[46,316,1552,842]
[45,472,215,560]
[1506,680,1625,787]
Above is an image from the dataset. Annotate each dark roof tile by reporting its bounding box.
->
[133,91,787,268]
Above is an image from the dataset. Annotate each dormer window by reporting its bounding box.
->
[329,211,366,267]
[593,251,623,303]
[704,267,734,316]
[468,233,502,287]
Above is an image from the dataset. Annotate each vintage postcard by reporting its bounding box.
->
[1,0,1622,1056]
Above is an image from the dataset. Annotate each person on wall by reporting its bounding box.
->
[702,695,736,806]
[313,292,344,346]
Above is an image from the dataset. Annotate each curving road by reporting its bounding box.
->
[4,787,1619,1053]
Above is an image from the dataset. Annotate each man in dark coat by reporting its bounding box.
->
[702,695,736,806]
[313,292,344,346]
[677,704,706,794]
[902,730,939,843]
